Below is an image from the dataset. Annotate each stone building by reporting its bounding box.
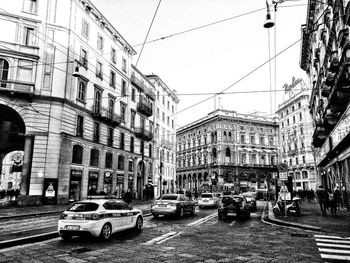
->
[0,0,155,205]
[176,109,278,195]
[276,79,317,191]
[300,0,350,209]
[147,75,179,197]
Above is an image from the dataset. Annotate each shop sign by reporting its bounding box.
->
[71,169,82,178]
[117,175,124,184]
[104,171,112,184]
[283,76,303,93]
[89,171,99,178]
[330,104,350,149]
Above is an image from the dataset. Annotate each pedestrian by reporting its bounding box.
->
[123,189,133,204]
[333,185,341,210]
[328,189,337,216]
[316,185,329,216]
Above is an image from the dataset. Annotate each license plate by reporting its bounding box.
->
[65,225,80,230]
[227,212,237,216]
[203,200,209,202]
[158,204,167,207]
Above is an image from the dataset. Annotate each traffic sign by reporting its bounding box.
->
[278,163,288,172]
[279,172,288,180]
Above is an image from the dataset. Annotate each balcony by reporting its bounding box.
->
[288,149,298,156]
[91,104,122,126]
[0,79,34,98]
[312,126,327,147]
[131,74,156,100]
[137,97,153,117]
[135,126,153,141]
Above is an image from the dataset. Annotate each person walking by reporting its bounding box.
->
[123,188,133,204]
[328,189,337,216]
[316,185,328,216]
[333,185,341,210]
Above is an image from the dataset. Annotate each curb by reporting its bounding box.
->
[262,202,322,232]
[0,231,59,249]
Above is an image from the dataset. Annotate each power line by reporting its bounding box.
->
[135,0,162,67]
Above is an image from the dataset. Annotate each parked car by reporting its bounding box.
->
[58,199,143,240]
[198,192,221,208]
[151,194,196,218]
[218,195,250,220]
[242,192,257,211]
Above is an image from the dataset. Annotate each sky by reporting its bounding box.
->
[93,0,309,127]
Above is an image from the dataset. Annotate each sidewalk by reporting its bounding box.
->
[265,200,350,236]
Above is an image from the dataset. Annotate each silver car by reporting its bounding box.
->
[151,194,196,218]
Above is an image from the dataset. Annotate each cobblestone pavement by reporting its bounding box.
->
[0,202,323,263]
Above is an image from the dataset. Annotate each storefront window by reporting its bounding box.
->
[72,145,83,164]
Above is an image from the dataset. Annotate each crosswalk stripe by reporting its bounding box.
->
[315,234,350,262]
[317,243,350,249]
[316,239,350,244]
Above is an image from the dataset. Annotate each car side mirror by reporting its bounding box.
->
[129,205,133,210]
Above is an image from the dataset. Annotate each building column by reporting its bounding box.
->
[20,135,34,196]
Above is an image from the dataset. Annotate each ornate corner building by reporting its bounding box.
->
[0,0,175,206]
[176,109,278,194]
[276,83,317,191]
[300,0,350,209]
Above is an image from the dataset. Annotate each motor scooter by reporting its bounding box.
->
[272,197,301,216]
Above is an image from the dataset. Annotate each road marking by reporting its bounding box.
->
[229,221,236,226]
[186,213,217,227]
[156,231,183,244]
[143,231,178,245]
[315,234,350,262]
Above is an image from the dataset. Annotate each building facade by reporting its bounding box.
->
[300,0,350,209]
[147,75,179,197]
[0,0,156,206]
[276,80,317,191]
[176,109,278,195]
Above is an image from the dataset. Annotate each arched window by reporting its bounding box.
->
[90,148,99,166]
[212,148,217,159]
[118,155,124,170]
[225,148,230,157]
[223,131,227,142]
[228,132,232,141]
[105,152,113,168]
[72,144,83,164]
[0,59,9,88]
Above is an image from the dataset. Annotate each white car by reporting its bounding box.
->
[198,192,221,208]
[58,199,143,240]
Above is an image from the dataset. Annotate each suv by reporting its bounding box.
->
[198,192,221,208]
[218,195,250,220]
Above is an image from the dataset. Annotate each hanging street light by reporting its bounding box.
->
[263,0,275,28]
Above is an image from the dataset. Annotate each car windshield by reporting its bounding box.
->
[222,196,243,203]
[243,193,252,197]
[67,202,99,212]
[159,195,178,201]
[201,194,213,198]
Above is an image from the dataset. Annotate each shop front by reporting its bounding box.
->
[69,169,82,202]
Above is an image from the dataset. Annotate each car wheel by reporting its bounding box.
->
[218,212,223,220]
[100,223,112,240]
[60,232,72,241]
[190,205,195,215]
[134,216,143,231]
[246,210,251,219]
[179,207,184,218]
[152,214,159,219]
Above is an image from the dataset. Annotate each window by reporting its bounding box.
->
[108,98,114,118]
[76,115,84,137]
[120,102,126,122]
[129,160,134,172]
[282,122,284,128]
[131,110,136,128]
[162,112,165,123]
[23,27,35,46]
[121,79,127,96]
[110,71,116,88]
[23,0,37,13]
[171,119,174,129]
[162,96,165,105]
[298,102,301,108]
[299,112,303,121]
[289,159,292,166]
[302,171,308,179]
[107,127,113,147]
[250,135,255,144]
[105,152,113,168]
[130,137,134,153]
[300,127,304,134]
[122,58,127,72]
[293,116,296,123]
[96,61,103,79]
[287,119,290,125]
[240,134,245,144]
[82,20,89,38]
[157,91,160,100]
[292,105,295,112]
[90,148,99,166]
[260,136,264,145]
[0,59,9,83]
[80,48,88,68]
[149,144,152,158]
[97,34,104,51]
[77,79,87,102]
[93,122,100,142]
[131,88,136,101]
[167,116,170,126]
[167,101,170,110]
[156,108,159,119]
[296,157,299,165]
[111,48,116,63]
[302,155,306,164]
[93,89,102,113]
[118,155,124,170]
[241,153,247,164]
[172,105,174,113]
[72,145,83,164]
[120,132,125,150]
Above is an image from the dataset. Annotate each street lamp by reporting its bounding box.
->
[263,1,275,28]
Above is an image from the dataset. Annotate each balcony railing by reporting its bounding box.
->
[131,74,155,100]
[91,104,122,126]
[135,126,153,141]
[137,97,153,117]
[0,79,35,95]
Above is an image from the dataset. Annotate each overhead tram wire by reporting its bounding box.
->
[135,0,162,67]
